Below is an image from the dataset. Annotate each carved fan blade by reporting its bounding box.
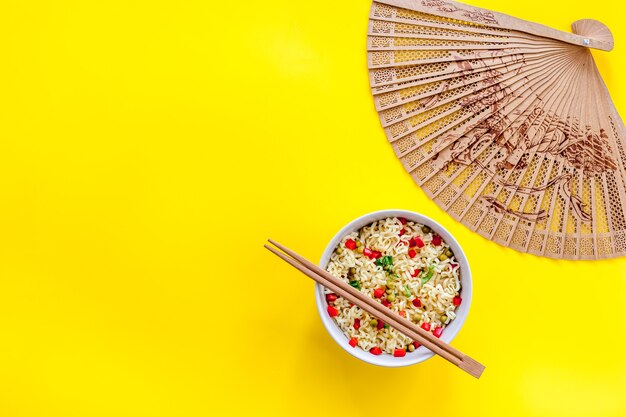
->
[369,0,626,259]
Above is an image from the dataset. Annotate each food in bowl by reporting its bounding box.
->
[324,216,462,357]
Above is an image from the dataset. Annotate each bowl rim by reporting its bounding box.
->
[315,209,472,367]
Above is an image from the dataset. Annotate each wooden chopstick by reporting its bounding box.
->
[264,244,461,365]
[268,239,463,359]
[265,242,461,363]
[265,239,485,378]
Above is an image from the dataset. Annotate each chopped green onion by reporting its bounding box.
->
[349,280,361,290]
[384,323,389,329]
[421,265,435,284]
[375,255,393,268]
[403,285,411,297]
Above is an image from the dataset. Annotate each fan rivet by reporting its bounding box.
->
[583,38,590,46]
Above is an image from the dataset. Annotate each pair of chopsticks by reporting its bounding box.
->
[265,239,485,378]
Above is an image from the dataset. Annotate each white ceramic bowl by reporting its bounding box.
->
[315,209,472,367]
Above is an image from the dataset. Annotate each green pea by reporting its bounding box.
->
[336,247,343,255]
[387,293,396,302]
[422,226,431,234]
[355,240,362,247]
[445,250,453,257]
[441,315,448,322]
[369,319,378,327]
[349,267,357,275]
[438,254,448,261]
[357,246,364,254]
[407,344,415,352]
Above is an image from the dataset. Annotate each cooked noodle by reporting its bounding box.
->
[325,217,461,355]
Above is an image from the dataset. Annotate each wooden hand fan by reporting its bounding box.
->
[368,0,626,259]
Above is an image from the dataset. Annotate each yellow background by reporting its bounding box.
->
[1,0,625,416]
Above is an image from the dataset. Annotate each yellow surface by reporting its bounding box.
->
[0,0,625,416]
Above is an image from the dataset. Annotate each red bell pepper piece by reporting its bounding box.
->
[349,337,358,347]
[433,326,443,338]
[369,347,382,355]
[327,306,338,317]
[363,248,382,259]
[393,348,406,357]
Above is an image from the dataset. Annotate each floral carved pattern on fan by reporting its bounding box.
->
[420,0,499,25]
[434,104,619,223]
[368,0,626,259]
